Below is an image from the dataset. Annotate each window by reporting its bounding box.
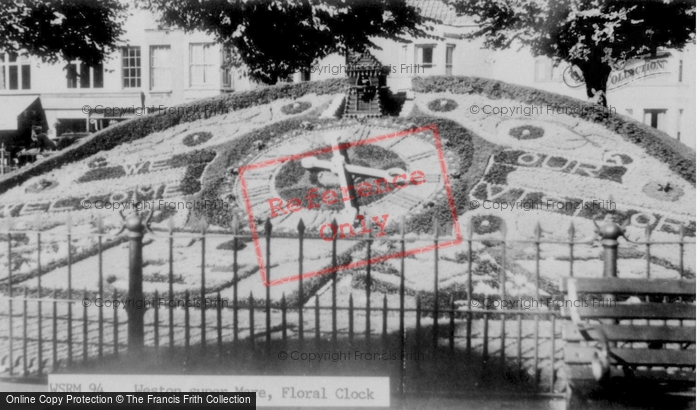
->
[0,53,31,90]
[56,119,88,136]
[677,109,683,140]
[221,47,235,88]
[66,62,104,89]
[66,64,78,89]
[643,109,667,131]
[122,47,142,88]
[190,43,217,86]
[446,45,455,75]
[415,45,436,68]
[150,46,171,91]
[222,68,232,87]
[300,68,311,82]
[678,60,683,82]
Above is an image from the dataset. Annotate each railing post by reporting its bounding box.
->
[123,211,148,352]
[297,219,305,347]
[596,214,625,278]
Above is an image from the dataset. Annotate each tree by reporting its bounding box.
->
[449,0,696,106]
[138,0,432,85]
[0,0,127,67]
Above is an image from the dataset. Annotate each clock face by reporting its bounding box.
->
[234,124,449,232]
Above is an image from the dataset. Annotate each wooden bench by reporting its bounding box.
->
[561,277,696,409]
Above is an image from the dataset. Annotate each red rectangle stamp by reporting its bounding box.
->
[238,124,461,286]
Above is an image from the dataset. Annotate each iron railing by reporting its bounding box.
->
[0,211,694,397]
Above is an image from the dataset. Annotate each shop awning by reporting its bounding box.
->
[0,95,40,131]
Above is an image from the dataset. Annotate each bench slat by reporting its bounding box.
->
[565,346,696,367]
[562,278,695,296]
[568,364,696,384]
[562,323,696,343]
[562,304,696,320]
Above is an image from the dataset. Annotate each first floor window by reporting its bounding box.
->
[0,53,31,90]
[415,45,436,68]
[150,46,171,90]
[66,62,104,89]
[190,43,217,86]
[122,46,142,88]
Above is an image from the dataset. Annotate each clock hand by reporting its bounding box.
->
[301,157,405,180]
[331,154,360,221]
[301,134,409,226]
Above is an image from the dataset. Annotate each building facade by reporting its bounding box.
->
[0,10,235,152]
[0,1,695,153]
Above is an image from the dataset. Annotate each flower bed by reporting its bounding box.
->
[472,215,503,235]
[427,98,458,112]
[508,125,544,140]
[25,179,58,193]
[412,76,695,184]
[182,131,214,147]
[281,101,312,115]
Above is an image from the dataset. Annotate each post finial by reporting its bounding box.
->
[596,214,625,240]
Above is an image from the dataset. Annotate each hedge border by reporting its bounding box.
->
[412,76,695,184]
[0,79,348,195]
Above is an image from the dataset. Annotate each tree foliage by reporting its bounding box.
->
[449,0,696,105]
[0,0,127,67]
[138,0,432,84]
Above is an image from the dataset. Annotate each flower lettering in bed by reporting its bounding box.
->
[77,150,217,183]
[493,149,632,183]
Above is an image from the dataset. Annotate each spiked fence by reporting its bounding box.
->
[0,211,694,397]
